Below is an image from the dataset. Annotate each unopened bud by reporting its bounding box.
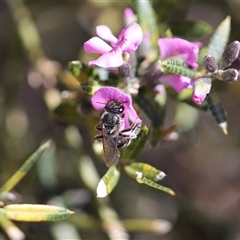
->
[118,63,131,78]
[142,60,164,85]
[220,41,240,69]
[192,77,212,105]
[203,55,218,73]
[221,68,239,83]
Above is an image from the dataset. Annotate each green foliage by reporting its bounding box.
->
[97,166,121,198]
[161,59,197,78]
[2,204,73,222]
[121,125,149,161]
[124,165,175,196]
[206,87,228,134]
[133,0,159,48]
[2,0,238,239]
[207,16,231,62]
[0,141,51,193]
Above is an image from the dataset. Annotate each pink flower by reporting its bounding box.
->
[192,77,212,105]
[158,38,202,92]
[84,23,143,68]
[91,86,142,128]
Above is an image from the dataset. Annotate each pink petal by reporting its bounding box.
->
[160,74,193,93]
[158,38,201,69]
[91,87,142,127]
[88,48,124,68]
[154,84,166,94]
[192,94,205,105]
[91,86,131,111]
[192,78,211,105]
[118,23,143,53]
[126,104,142,124]
[96,25,118,46]
[84,37,112,54]
[123,7,136,26]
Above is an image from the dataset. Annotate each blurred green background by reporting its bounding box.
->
[1,0,240,239]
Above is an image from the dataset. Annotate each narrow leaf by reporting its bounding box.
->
[124,166,175,196]
[0,140,51,193]
[2,204,74,222]
[207,16,231,63]
[137,176,175,196]
[133,0,159,47]
[161,59,196,78]
[150,126,163,147]
[130,162,166,181]
[97,166,121,198]
[123,219,172,234]
[0,211,25,240]
[121,126,149,161]
[206,87,228,134]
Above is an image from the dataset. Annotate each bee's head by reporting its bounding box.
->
[105,100,124,114]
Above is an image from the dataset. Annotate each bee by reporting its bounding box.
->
[95,100,141,167]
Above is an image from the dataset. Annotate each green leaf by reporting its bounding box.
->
[162,20,212,39]
[206,87,228,134]
[69,61,98,83]
[149,126,162,147]
[130,162,166,181]
[207,16,231,63]
[96,166,121,198]
[137,176,175,196]
[124,166,175,196]
[0,210,25,240]
[121,125,149,161]
[161,59,196,78]
[2,204,74,222]
[133,0,159,47]
[0,140,51,193]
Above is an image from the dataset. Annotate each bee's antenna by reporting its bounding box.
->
[97,101,107,104]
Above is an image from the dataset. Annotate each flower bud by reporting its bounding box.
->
[220,41,240,69]
[118,63,131,78]
[220,68,239,83]
[203,55,218,73]
[192,77,212,105]
[142,60,164,85]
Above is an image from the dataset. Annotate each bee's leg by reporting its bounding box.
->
[95,122,103,131]
[95,134,103,142]
[120,122,142,139]
[117,136,129,148]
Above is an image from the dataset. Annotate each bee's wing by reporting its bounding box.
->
[102,135,120,167]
